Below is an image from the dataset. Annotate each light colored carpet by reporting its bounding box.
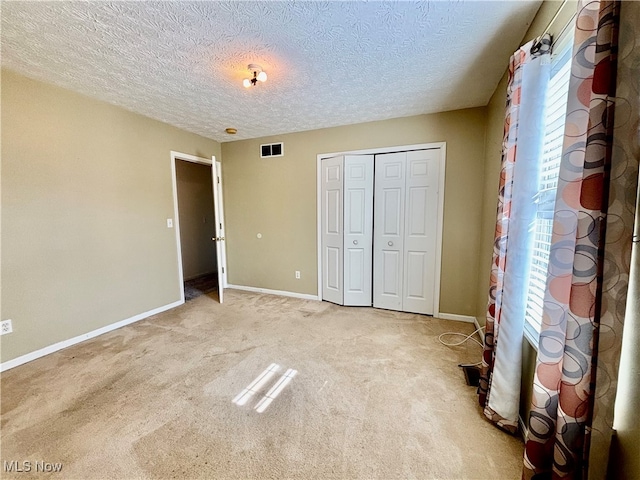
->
[1,290,524,479]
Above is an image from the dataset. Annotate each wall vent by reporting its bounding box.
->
[260,142,284,158]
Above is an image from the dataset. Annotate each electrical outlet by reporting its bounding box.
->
[166,218,173,228]
[1,320,13,335]
[295,271,301,279]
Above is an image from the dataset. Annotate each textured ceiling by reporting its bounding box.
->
[1,1,541,142]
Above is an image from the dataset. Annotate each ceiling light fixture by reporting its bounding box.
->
[243,64,267,88]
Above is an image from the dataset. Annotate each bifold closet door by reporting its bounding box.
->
[321,156,344,305]
[321,155,374,306]
[373,149,440,315]
[372,152,405,311]
[403,149,440,314]
[343,155,374,306]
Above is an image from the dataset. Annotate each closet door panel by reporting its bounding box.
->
[321,156,344,305]
[326,246,341,291]
[381,250,402,296]
[373,152,405,311]
[405,251,427,298]
[402,149,440,314]
[382,188,403,235]
[343,155,374,306]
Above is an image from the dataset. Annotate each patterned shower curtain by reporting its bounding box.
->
[478,35,552,433]
[523,1,621,478]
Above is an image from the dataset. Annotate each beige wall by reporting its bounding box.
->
[175,160,217,280]
[221,109,487,315]
[1,70,220,363]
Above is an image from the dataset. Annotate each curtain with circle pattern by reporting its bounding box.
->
[522,1,621,478]
[478,34,552,434]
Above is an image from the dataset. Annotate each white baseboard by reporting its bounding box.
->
[227,284,319,301]
[437,312,477,323]
[0,300,184,372]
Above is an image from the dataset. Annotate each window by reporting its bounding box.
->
[523,22,575,345]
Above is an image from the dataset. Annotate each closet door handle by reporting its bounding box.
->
[388,241,394,247]
[353,240,358,245]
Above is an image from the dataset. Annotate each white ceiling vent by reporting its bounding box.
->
[260,142,284,158]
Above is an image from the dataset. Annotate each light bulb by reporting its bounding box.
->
[243,78,251,88]
[257,71,267,82]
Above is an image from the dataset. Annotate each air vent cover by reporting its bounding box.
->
[260,142,284,158]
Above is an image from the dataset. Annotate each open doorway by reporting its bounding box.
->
[170,152,226,303]
[176,159,218,300]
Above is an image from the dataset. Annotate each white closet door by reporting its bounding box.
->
[373,152,405,311]
[343,155,374,306]
[402,149,440,315]
[321,156,344,305]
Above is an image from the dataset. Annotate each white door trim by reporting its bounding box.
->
[170,151,227,302]
[433,144,446,318]
[316,142,446,316]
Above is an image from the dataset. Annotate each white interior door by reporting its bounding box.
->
[343,155,374,306]
[373,152,405,311]
[373,150,439,315]
[321,156,344,305]
[212,158,225,303]
[402,150,440,315]
[215,161,228,289]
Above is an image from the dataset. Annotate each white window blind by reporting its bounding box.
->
[523,24,575,344]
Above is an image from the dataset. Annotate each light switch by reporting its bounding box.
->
[167,219,173,228]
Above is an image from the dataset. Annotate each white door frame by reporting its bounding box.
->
[170,151,227,303]
[316,142,446,316]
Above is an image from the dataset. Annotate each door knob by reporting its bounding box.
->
[388,241,394,246]
[353,240,358,245]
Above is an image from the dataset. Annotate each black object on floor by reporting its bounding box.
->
[461,365,481,386]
